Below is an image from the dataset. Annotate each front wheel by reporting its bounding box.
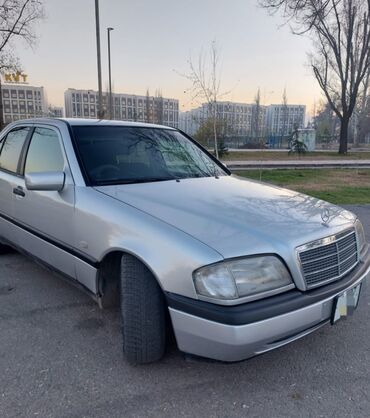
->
[120,253,166,364]
[0,243,13,254]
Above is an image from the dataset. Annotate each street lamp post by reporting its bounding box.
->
[107,27,114,120]
[94,0,103,119]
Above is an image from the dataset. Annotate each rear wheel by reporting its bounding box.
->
[120,253,166,364]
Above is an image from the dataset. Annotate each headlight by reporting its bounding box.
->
[355,219,366,252]
[193,255,293,301]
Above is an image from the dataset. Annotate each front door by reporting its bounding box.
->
[12,125,77,279]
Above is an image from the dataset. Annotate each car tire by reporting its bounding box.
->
[0,243,12,254]
[120,253,166,364]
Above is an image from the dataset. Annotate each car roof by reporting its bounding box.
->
[7,118,177,130]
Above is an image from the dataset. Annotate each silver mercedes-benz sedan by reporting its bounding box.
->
[0,118,369,364]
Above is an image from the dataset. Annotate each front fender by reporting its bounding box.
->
[75,187,223,299]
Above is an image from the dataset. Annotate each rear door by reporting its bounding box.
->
[0,126,32,244]
[12,125,77,279]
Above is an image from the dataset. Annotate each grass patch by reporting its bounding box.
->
[235,168,370,205]
[223,151,370,161]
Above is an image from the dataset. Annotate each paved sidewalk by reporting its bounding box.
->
[223,159,370,170]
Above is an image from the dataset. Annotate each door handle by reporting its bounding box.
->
[13,186,25,197]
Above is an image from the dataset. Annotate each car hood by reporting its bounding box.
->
[95,175,356,259]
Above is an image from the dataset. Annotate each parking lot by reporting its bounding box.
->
[0,205,369,418]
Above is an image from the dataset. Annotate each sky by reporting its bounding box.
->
[13,0,323,114]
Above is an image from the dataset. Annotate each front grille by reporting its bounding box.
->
[298,229,359,289]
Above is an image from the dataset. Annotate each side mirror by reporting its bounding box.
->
[25,171,65,192]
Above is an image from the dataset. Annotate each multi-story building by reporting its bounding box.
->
[266,104,306,136]
[179,101,267,137]
[1,83,47,123]
[48,106,64,118]
[179,107,206,135]
[64,89,179,128]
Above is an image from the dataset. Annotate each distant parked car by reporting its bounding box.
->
[0,118,369,364]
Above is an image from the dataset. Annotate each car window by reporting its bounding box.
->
[0,127,30,173]
[25,127,64,174]
[72,126,226,185]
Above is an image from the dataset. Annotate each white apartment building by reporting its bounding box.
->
[266,104,306,136]
[48,106,64,118]
[1,84,47,123]
[179,101,267,137]
[64,89,179,128]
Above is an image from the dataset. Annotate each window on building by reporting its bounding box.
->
[3,90,9,98]
[11,90,17,98]
[25,128,64,174]
[0,127,30,173]
[26,91,33,99]
[83,94,88,103]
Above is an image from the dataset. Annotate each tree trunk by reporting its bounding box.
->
[339,116,349,154]
[213,116,219,159]
[0,78,3,132]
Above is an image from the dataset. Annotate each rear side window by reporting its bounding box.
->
[25,127,64,173]
[0,127,30,173]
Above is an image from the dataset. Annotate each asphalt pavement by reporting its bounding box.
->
[0,205,370,418]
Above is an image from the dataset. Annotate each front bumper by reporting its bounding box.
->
[167,248,370,362]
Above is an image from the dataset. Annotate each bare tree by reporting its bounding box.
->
[260,0,370,154]
[251,88,261,139]
[356,68,370,143]
[145,88,151,123]
[0,0,44,129]
[180,41,229,159]
[154,89,163,125]
[281,88,288,138]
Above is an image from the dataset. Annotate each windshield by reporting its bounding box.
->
[72,126,227,185]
